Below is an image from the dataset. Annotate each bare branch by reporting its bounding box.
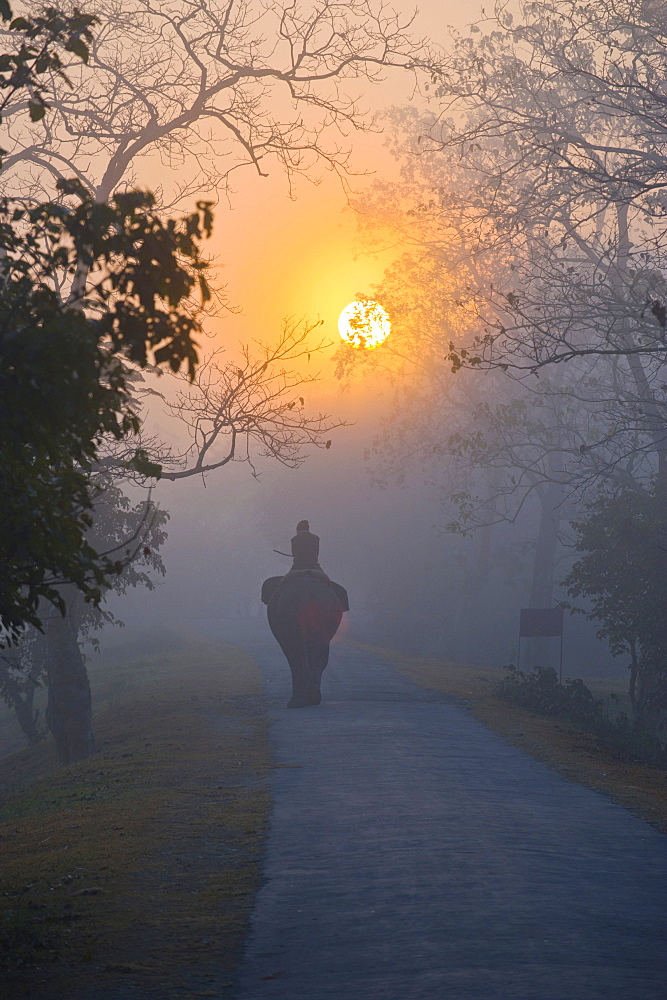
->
[155,317,345,480]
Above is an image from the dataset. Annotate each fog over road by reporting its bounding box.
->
[196,619,667,1000]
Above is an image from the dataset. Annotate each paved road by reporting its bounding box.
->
[197,619,667,1000]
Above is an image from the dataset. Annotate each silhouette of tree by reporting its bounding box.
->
[5,0,423,204]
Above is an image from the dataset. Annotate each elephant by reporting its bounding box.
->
[261,571,349,708]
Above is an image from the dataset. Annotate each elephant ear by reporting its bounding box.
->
[329,581,349,612]
[261,576,284,605]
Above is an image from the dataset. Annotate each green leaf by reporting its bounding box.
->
[28,100,46,122]
[0,1,12,21]
[9,16,29,30]
[65,37,90,64]
[129,449,162,480]
[198,274,211,303]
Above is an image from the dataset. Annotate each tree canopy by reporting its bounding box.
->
[0,180,213,642]
[0,3,213,641]
[565,482,667,726]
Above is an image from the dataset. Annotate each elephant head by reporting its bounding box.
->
[261,571,349,708]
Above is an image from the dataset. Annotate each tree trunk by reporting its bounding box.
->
[529,482,561,608]
[45,611,95,764]
[0,652,42,744]
[628,640,639,715]
[451,520,493,661]
[12,672,41,744]
[525,451,565,668]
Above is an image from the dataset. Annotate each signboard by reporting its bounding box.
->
[519,607,564,638]
[517,607,565,680]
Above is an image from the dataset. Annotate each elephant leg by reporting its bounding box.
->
[303,636,325,706]
[288,635,321,708]
[287,669,311,708]
[309,642,330,687]
[284,634,308,708]
[271,625,309,708]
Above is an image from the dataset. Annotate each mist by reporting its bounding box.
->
[105,341,619,683]
[3,2,667,997]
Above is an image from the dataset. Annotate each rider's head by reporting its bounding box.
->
[296,519,310,533]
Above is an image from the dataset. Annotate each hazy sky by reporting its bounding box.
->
[113,0,617,676]
[146,0,479,569]
[123,0,518,649]
[203,1,477,363]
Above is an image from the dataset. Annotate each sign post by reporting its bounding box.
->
[518,607,565,681]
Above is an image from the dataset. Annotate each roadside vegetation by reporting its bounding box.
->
[497,664,667,770]
[0,633,271,999]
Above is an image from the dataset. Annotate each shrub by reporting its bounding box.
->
[497,664,667,767]
[497,664,601,724]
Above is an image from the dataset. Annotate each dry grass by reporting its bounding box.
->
[0,632,271,999]
[361,645,667,835]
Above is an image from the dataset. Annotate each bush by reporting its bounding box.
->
[592,712,667,769]
[497,664,667,767]
[497,664,601,725]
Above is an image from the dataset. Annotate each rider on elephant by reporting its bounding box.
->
[262,523,349,706]
[289,519,325,574]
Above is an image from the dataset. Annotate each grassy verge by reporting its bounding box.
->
[361,645,667,835]
[0,632,271,999]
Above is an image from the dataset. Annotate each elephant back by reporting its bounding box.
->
[266,572,345,645]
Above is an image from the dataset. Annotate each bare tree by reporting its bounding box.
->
[160,318,342,480]
[2,0,424,204]
[3,0,422,503]
[93,317,343,484]
[344,1,667,692]
[2,0,424,475]
[336,141,660,664]
[404,1,667,487]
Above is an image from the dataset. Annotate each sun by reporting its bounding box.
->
[338,299,391,349]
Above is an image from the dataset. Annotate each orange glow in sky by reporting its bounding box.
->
[163,0,476,400]
[207,160,399,356]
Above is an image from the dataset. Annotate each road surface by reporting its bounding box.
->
[194,619,667,1000]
